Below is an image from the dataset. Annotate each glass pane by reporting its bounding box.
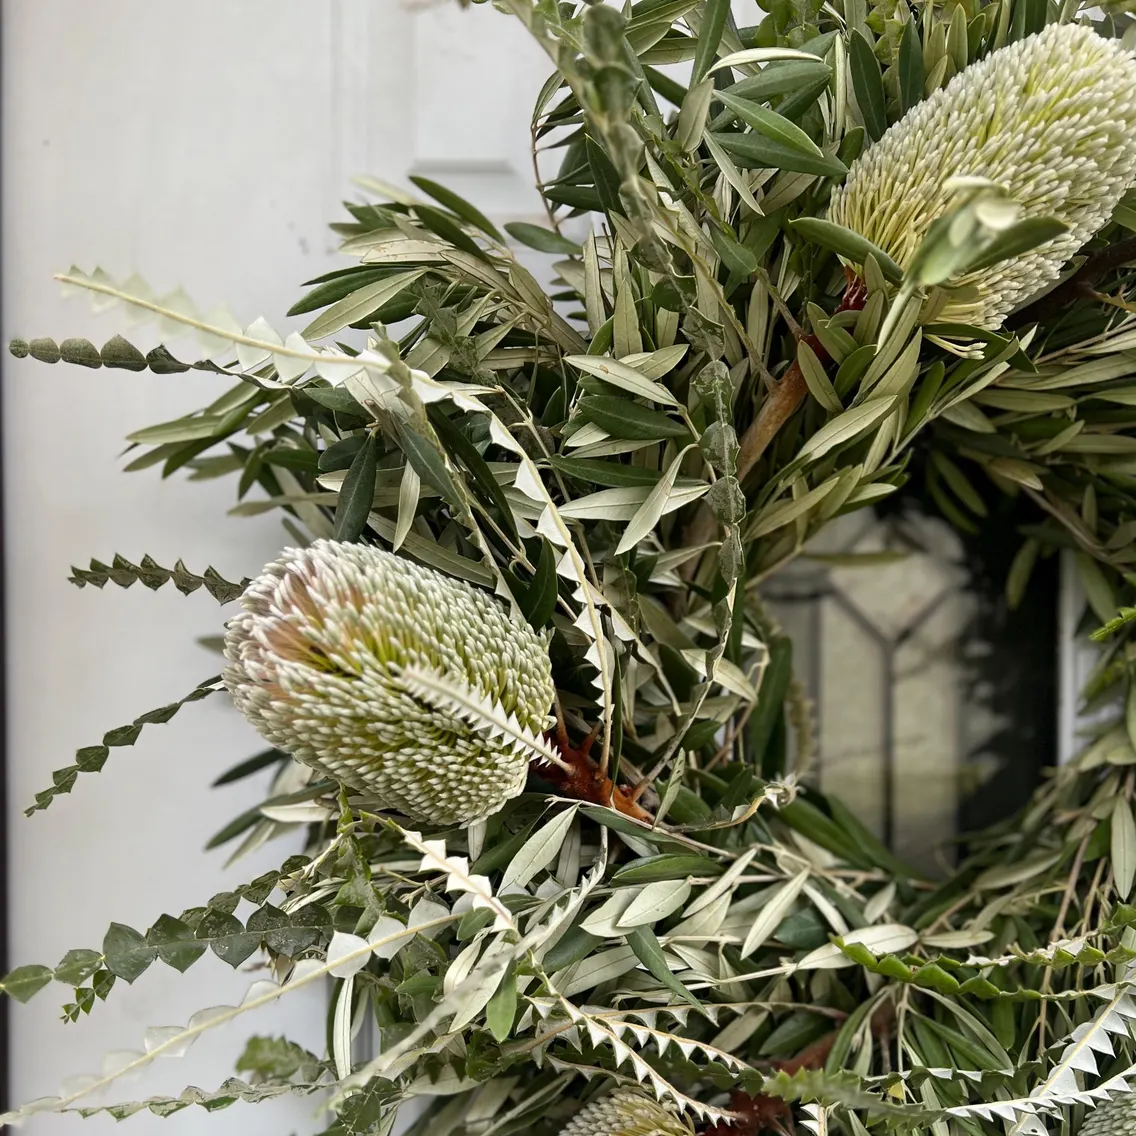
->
[762,505,1055,875]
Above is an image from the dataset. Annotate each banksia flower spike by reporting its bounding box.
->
[1081,1092,1136,1136]
[559,1090,694,1136]
[828,23,1136,327]
[222,540,559,825]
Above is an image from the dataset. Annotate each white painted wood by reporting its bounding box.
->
[2,2,546,1130]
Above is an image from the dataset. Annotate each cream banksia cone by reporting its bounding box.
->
[828,23,1136,327]
[222,540,558,825]
[1080,1092,1136,1136]
[558,1090,694,1136]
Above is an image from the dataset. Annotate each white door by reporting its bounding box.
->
[2,3,546,1130]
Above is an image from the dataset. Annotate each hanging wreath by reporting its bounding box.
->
[7,2,1136,1133]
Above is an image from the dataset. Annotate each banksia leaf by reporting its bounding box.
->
[559,1089,694,1136]
[222,540,557,825]
[829,24,1136,326]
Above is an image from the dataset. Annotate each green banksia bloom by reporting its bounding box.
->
[828,23,1136,327]
[222,540,557,825]
[559,1090,694,1136]
[1081,1092,1136,1136]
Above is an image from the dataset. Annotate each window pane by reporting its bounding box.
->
[763,505,1056,875]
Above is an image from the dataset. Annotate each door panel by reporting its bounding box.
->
[2,3,544,1129]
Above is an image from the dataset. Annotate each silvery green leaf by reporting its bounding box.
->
[501,805,580,890]
[327,932,371,978]
[368,915,416,961]
[616,445,699,554]
[684,848,757,917]
[921,930,994,950]
[581,890,641,937]
[617,879,692,928]
[566,354,679,406]
[711,47,821,70]
[748,476,840,539]
[677,78,715,152]
[801,923,919,970]
[863,881,896,924]
[332,975,354,1079]
[716,90,824,158]
[669,890,732,939]
[654,752,686,829]
[553,945,638,998]
[1113,797,1136,900]
[704,133,766,216]
[407,899,450,938]
[620,345,689,381]
[449,939,514,1032]
[798,398,897,462]
[443,939,484,997]
[302,269,426,341]
[797,341,842,413]
[393,462,421,552]
[741,869,809,958]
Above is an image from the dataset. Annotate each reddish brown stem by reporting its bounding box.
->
[681,272,868,576]
[543,727,652,821]
[736,270,868,485]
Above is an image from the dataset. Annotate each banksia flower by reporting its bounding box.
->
[828,23,1136,327]
[1081,1092,1136,1136]
[559,1090,694,1136]
[222,540,557,825]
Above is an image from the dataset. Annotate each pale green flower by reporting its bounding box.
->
[828,23,1136,327]
[559,1090,694,1136]
[1080,1092,1136,1136]
[222,540,556,825]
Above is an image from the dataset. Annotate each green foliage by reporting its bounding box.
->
[25,676,223,815]
[9,0,1136,1133]
[69,553,249,601]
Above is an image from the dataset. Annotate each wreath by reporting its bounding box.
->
[7,2,1136,1133]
